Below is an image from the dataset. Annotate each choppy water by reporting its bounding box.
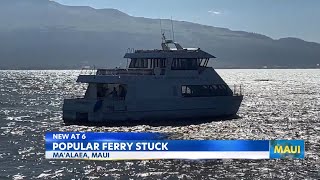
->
[0,69,319,179]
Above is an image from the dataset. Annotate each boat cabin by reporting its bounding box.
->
[76,39,237,102]
[124,40,215,72]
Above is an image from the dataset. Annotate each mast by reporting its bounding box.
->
[171,16,175,42]
[160,19,164,43]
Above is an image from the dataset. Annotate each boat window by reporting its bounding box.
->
[96,84,128,99]
[97,84,109,98]
[143,59,148,68]
[172,58,198,70]
[153,58,166,68]
[212,84,218,90]
[181,86,192,95]
[199,58,209,67]
[181,84,232,97]
[128,58,148,68]
[129,58,136,68]
[129,58,166,68]
[118,85,127,99]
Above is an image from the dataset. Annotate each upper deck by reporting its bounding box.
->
[77,39,218,83]
[124,48,215,59]
[124,38,215,59]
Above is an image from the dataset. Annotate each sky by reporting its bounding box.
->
[53,0,320,43]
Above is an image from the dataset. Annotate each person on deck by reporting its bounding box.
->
[119,85,127,99]
[109,87,118,98]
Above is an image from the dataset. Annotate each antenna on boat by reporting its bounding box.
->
[171,16,175,42]
[160,19,162,34]
[160,19,166,43]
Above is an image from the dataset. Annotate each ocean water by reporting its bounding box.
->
[0,69,319,179]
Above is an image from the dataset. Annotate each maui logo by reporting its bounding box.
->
[274,145,301,154]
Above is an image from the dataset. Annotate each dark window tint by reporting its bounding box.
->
[181,84,233,97]
[172,58,198,70]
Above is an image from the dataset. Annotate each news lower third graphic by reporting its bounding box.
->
[269,140,304,159]
[45,132,304,160]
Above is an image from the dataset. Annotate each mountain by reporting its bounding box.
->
[0,0,319,69]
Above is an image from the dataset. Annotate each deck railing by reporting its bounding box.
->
[79,68,97,75]
[232,84,243,96]
[96,68,159,76]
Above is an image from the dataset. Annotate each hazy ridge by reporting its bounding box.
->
[0,0,319,69]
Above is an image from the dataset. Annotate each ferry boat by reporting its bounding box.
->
[63,35,243,124]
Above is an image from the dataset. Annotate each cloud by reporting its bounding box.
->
[208,10,221,15]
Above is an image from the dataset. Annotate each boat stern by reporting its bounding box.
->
[62,98,96,124]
